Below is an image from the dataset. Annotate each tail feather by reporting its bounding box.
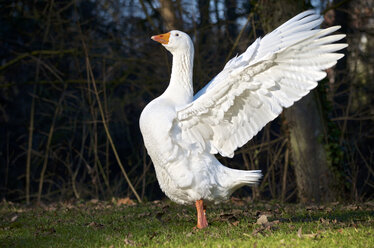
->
[237,169,263,185]
[225,168,263,194]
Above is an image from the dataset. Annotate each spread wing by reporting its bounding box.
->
[176,10,347,158]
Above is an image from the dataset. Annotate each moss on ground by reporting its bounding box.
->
[1,199,373,247]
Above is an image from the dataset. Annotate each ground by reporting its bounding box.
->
[1,198,373,247]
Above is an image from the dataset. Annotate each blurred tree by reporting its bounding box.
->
[158,0,180,30]
[333,0,374,200]
[225,0,238,37]
[0,0,372,203]
[258,0,337,203]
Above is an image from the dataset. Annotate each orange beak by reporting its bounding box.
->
[151,32,170,44]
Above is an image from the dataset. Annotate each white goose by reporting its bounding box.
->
[139,10,346,229]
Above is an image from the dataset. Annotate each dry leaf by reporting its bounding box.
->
[10,215,18,222]
[256,215,268,225]
[124,237,136,246]
[231,220,240,226]
[303,233,318,238]
[231,209,244,215]
[243,233,251,237]
[230,197,246,206]
[320,217,329,224]
[297,227,302,238]
[87,221,104,228]
[346,205,359,211]
[252,227,263,236]
[306,205,318,211]
[137,212,151,218]
[116,197,136,206]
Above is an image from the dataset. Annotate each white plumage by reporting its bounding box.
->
[139,10,346,210]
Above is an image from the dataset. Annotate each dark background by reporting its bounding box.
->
[0,0,373,204]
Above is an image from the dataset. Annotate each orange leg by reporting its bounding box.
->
[195,199,208,229]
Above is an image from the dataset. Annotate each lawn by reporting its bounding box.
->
[1,198,373,247]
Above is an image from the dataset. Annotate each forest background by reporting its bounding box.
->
[0,0,373,205]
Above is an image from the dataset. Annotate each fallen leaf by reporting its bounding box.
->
[346,205,359,211]
[252,227,263,236]
[297,227,302,238]
[231,220,240,226]
[288,224,295,230]
[230,197,246,206]
[217,213,238,223]
[231,209,244,215]
[10,215,18,222]
[320,217,329,224]
[90,199,99,204]
[162,204,170,211]
[124,237,136,246]
[116,197,136,206]
[87,222,104,228]
[243,233,251,237]
[137,212,151,218]
[306,205,318,211]
[256,215,268,225]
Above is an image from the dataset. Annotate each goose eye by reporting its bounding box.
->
[175,33,179,36]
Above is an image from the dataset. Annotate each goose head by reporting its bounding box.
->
[151,30,193,55]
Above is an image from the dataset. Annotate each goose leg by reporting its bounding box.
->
[195,199,208,229]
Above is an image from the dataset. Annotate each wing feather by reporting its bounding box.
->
[176,10,347,158]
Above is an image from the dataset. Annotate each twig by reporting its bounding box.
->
[281,145,289,202]
[259,139,287,192]
[37,84,67,204]
[25,86,36,204]
[225,11,255,63]
[139,0,158,32]
[0,49,75,71]
[78,24,142,203]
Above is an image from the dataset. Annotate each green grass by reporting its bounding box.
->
[1,199,373,247]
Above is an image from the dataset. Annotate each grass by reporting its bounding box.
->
[1,198,373,247]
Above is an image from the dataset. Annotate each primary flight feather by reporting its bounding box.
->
[139,10,347,229]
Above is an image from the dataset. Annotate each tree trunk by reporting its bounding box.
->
[158,0,179,30]
[284,94,335,202]
[198,0,210,44]
[225,0,237,37]
[258,0,337,203]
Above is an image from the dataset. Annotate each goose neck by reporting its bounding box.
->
[163,49,194,105]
